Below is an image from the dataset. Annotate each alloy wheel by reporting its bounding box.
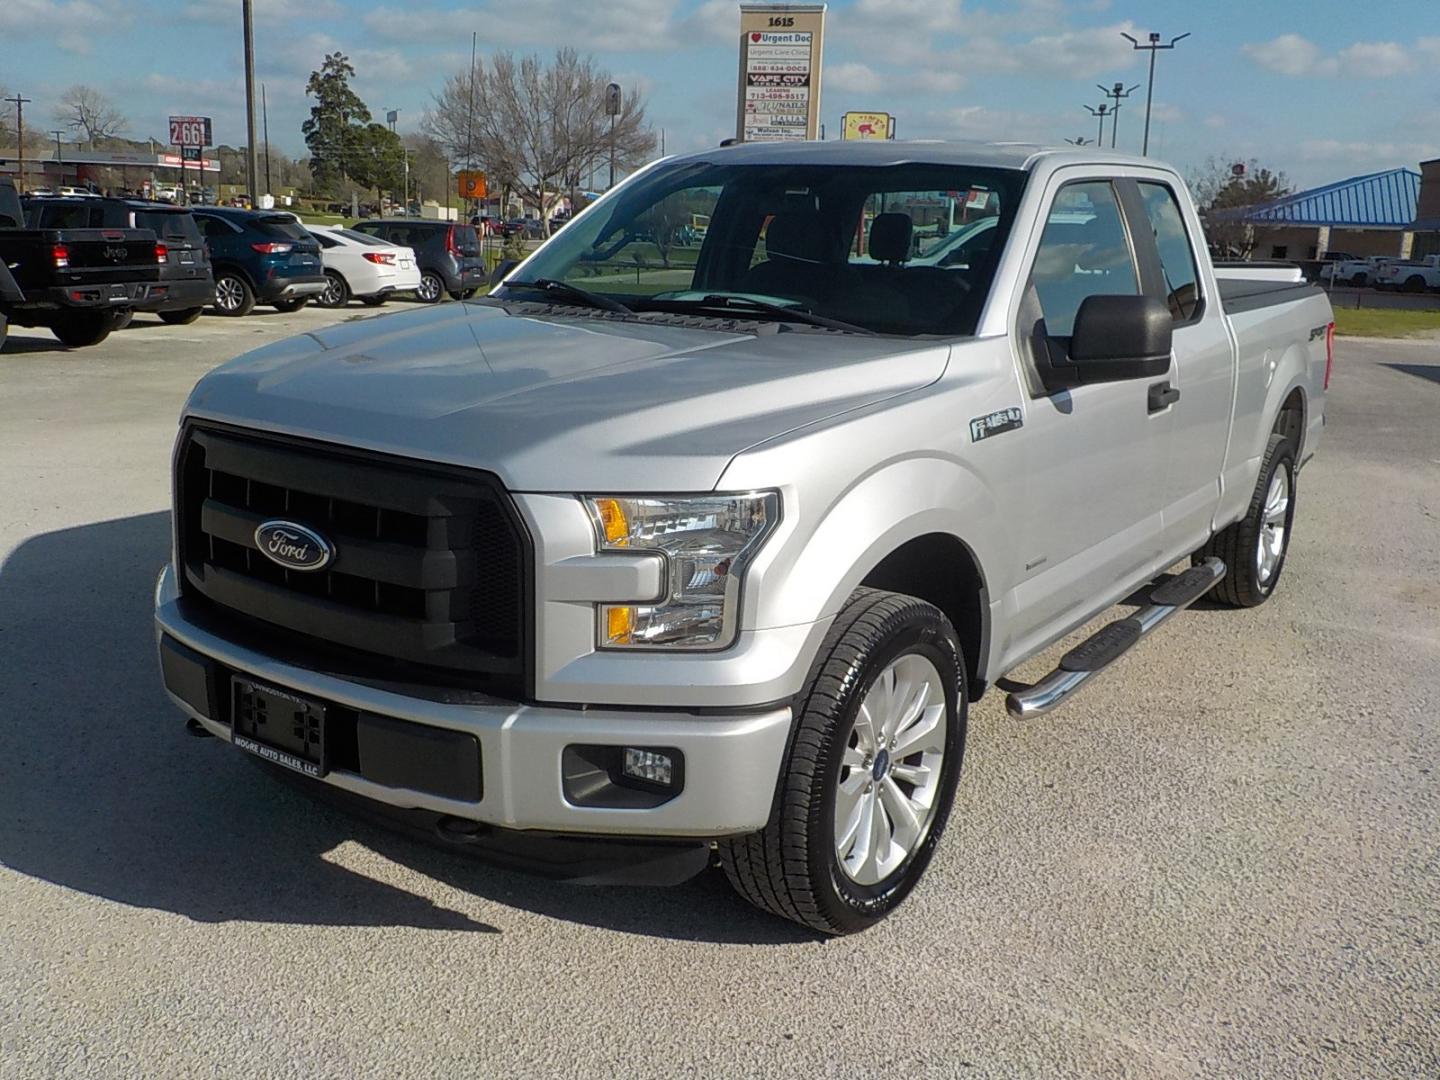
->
[215,277,244,312]
[833,652,949,886]
[1256,466,1290,586]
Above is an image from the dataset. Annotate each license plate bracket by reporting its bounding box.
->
[231,678,327,778]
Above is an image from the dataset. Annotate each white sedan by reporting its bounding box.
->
[307,225,423,308]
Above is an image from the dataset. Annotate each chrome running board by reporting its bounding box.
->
[1005,557,1226,719]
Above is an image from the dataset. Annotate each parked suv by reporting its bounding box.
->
[190,207,326,316]
[351,219,485,302]
[25,197,215,325]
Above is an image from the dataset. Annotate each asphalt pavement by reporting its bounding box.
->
[1,308,1437,1077]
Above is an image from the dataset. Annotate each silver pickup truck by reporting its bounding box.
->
[155,142,1333,934]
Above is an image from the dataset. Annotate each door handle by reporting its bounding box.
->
[1148,381,1181,413]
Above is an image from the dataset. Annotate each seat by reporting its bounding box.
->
[739,212,837,302]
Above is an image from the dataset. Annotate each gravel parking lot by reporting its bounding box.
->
[2,310,1437,1077]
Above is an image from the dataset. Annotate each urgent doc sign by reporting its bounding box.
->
[736,4,826,142]
[168,116,212,148]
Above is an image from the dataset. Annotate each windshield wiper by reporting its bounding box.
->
[645,294,876,335]
[504,277,633,314]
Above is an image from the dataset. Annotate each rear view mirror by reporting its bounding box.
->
[1038,294,1172,390]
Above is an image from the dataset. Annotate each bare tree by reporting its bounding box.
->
[1187,155,1292,260]
[0,84,13,144]
[54,85,127,148]
[423,49,655,231]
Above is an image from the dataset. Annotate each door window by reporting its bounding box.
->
[1028,181,1139,337]
[199,216,234,239]
[1137,182,1201,321]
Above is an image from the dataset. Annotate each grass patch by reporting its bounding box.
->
[1333,307,1440,339]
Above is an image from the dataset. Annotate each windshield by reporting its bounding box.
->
[493,159,1026,336]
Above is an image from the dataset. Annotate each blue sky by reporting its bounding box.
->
[2,0,1437,188]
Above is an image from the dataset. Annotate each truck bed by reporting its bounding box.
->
[1217,276,1323,314]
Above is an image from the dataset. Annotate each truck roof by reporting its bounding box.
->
[668,138,1168,174]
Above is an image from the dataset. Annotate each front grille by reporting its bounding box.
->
[176,424,529,695]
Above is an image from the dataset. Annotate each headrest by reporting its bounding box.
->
[1075,214,1129,271]
[763,213,825,263]
[869,213,913,263]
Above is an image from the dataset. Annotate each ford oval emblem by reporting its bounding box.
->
[254,520,333,573]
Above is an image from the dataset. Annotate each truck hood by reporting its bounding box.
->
[183,301,949,491]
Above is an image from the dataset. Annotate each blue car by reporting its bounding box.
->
[190,207,327,316]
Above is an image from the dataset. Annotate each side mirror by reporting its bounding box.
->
[488,259,518,288]
[1039,294,1172,390]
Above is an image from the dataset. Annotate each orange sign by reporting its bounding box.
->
[457,170,487,199]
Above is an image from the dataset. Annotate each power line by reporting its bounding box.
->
[1122,31,1191,157]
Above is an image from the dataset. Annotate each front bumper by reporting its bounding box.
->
[154,564,791,838]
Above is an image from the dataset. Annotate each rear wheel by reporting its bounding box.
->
[159,307,203,325]
[1404,275,1427,293]
[110,309,134,332]
[460,287,480,299]
[718,588,966,935]
[1349,273,1366,287]
[213,272,255,316]
[1196,433,1296,607]
[317,271,350,308]
[416,271,444,303]
[271,298,308,313]
[51,311,113,348]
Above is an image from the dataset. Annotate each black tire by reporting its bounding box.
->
[110,309,134,332]
[1404,275,1426,294]
[212,271,255,316]
[460,287,480,299]
[1349,273,1366,287]
[51,311,113,348]
[271,298,308,313]
[416,271,444,303]
[718,588,967,935]
[159,307,203,325]
[316,271,350,309]
[0,314,8,352]
[1195,433,1296,607]
[359,294,388,307]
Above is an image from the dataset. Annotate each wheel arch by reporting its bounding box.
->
[210,260,258,292]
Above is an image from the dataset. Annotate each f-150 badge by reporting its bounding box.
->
[970,407,1023,442]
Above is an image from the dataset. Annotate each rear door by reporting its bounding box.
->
[1006,176,1168,655]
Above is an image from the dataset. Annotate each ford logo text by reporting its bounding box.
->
[254,520,333,572]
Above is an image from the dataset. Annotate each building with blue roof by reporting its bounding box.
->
[1219,166,1422,262]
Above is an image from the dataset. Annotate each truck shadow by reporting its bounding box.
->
[1384,362,1440,385]
[0,512,810,944]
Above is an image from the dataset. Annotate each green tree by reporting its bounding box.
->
[349,122,406,196]
[302,52,370,192]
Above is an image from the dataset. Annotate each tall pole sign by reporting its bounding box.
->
[169,116,211,204]
[736,3,826,142]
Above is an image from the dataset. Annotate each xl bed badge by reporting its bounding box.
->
[970,407,1023,442]
[255,520,333,572]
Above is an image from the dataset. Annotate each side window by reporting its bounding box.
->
[312,232,337,249]
[1137,182,1201,321]
[199,216,232,240]
[1028,181,1139,337]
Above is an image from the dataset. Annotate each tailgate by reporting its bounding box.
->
[56,228,162,284]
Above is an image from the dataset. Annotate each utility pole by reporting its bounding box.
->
[262,82,272,198]
[5,94,32,193]
[1097,82,1138,149]
[1083,103,1108,147]
[1123,31,1191,156]
[605,82,621,189]
[51,130,64,183]
[242,0,260,206]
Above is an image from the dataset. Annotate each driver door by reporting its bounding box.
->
[1004,177,1169,659]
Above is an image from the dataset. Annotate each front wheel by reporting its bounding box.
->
[51,311,113,348]
[212,272,255,316]
[1196,433,1296,607]
[416,272,444,303]
[316,271,350,308]
[718,588,966,935]
[1404,275,1427,294]
[359,294,388,307]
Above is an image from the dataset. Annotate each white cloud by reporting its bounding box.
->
[1241,34,1336,77]
[179,0,340,21]
[1203,114,1227,130]
[0,0,129,36]
[1336,41,1413,73]
[826,62,885,94]
[363,0,683,52]
[1300,138,1440,165]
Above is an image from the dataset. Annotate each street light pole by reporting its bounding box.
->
[1084,103,1108,147]
[5,94,32,193]
[605,82,621,189]
[1097,82,1139,149]
[1122,31,1190,156]
[242,0,260,206]
[262,82,272,198]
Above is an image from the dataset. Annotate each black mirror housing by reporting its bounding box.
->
[1037,294,1173,390]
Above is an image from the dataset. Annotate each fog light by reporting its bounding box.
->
[622,748,674,787]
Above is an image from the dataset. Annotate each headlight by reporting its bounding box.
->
[583,493,779,650]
